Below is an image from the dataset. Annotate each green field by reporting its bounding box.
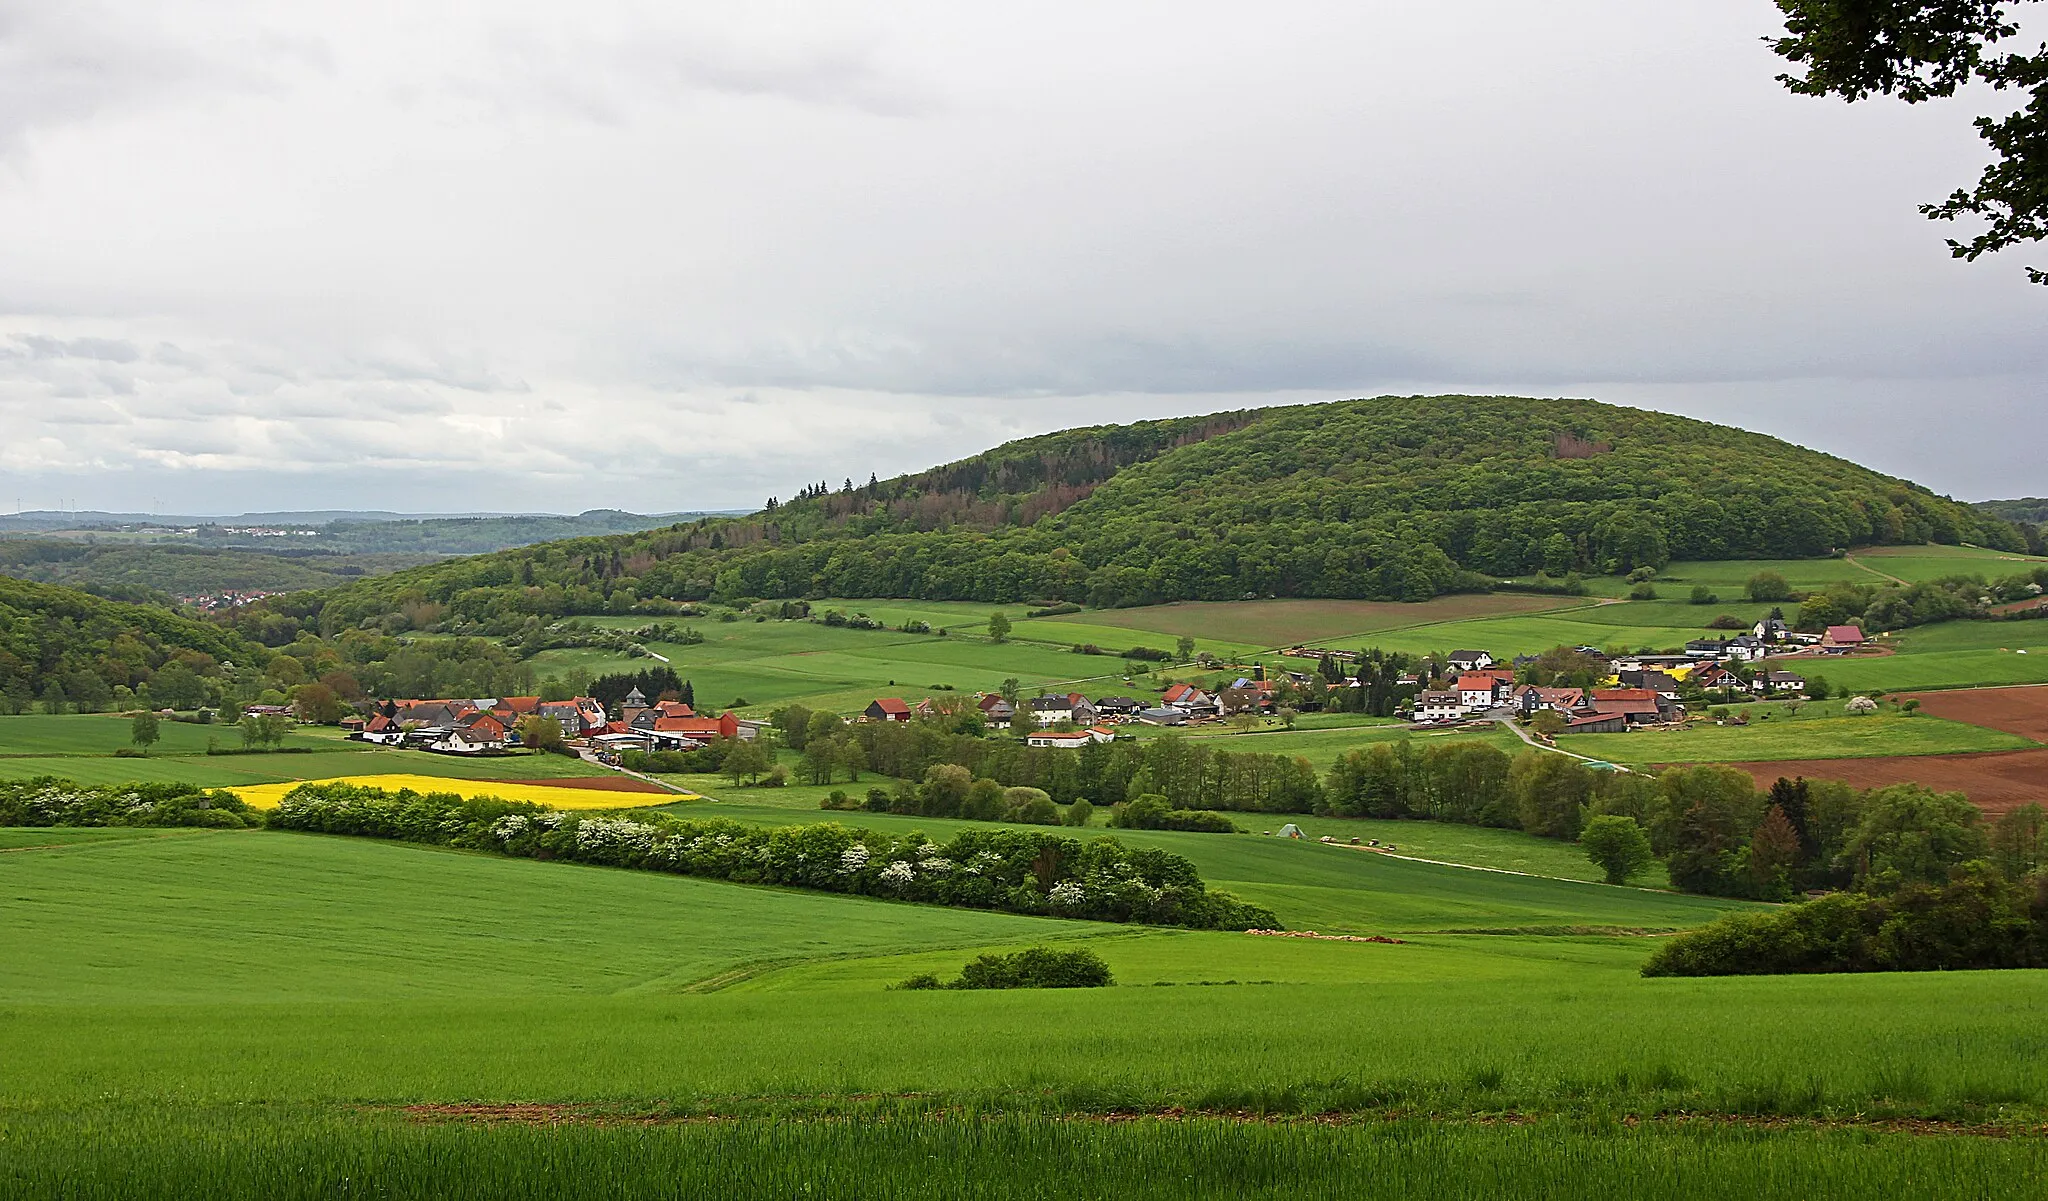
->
[1039,594,1575,647]
[5,809,2045,1196]
[1852,543,2048,584]
[1560,712,2037,769]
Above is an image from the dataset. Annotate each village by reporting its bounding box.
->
[335,612,1883,766]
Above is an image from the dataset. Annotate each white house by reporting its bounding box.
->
[1447,650,1495,672]
[1415,690,1464,722]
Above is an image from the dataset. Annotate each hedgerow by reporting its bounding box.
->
[266,782,1279,931]
[0,777,261,828]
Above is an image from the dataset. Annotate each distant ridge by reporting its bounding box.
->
[261,395,2029,628]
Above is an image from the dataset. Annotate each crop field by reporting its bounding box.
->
[4,825,2048,1197]
[0,712,337,756]
[1559,713,2036,769]
[223,774,687,810]
[1038,595,1574,648]
[1707,687,2048,816]
[1851,543,2048,584]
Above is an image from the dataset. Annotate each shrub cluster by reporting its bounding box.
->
[0,778,261,828]
[896,946,1113,990]
[1643,867,2048,977]
[1108,794,1241,833]
[266,783,1279,931]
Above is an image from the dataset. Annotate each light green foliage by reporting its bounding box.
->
[1560,713,2033,768]
[1579,815,1655,885]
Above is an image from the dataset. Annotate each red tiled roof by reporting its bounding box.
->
[1825,625,1865,643]
[1456,674,1498,691]
[1589,688,1660,715]
[871,697,911,715]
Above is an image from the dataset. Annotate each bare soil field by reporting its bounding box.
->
[1727,751,2048,818]
[1904,685,2048,741]
[1042,594,1573,648]
[1725,687,2048,816]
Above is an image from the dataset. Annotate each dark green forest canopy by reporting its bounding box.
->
[251,397,2021,635]
[0,577,259,707]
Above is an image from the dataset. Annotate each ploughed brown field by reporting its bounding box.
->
[483,775,673,794]
[1727,686,2048,817]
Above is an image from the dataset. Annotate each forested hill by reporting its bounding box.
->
[0,578,258,712]
[266,396,2022,635]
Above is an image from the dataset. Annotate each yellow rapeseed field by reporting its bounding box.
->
[223,774,694,811]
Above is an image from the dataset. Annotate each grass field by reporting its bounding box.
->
[1560,713,2038,769]
[5,813,2045,1195]
[1039,595,1575,647]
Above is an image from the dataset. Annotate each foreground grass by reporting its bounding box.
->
[2,1110,2038,1201]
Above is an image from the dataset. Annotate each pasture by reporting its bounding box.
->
[1038,594,1574,648]
[6,797,2047,1195]
[1559,713,2036,769]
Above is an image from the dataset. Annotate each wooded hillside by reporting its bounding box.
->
[256,396,2023,635]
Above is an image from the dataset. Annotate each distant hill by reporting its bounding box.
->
[284,396,2025,633]
[0,509,733,558]
[1977,498,2048,524]
[0,541,437,599]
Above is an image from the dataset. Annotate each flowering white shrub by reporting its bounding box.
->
[1048,881,1087,908]
[491,814,531,841]
[839,844,872,873]
[879,860,917,888]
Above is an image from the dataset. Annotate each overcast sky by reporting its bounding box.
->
[1,0,2042,516]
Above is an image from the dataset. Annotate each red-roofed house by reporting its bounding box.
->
[1589,688,1673,726]
[1822,625,1866,653]
[864,698,912,723]
[650,711,741,742]
[1456,674,1501,713]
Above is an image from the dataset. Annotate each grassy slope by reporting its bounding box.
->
[4,821,2044,1194]
[1560,713,2036,768]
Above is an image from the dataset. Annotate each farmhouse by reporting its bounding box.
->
[1447,650,1495,672]
[1616,669,1681,698]
[1093,696,1142,718]
[975,693,1014,727]
[1136,707,1187,726]
[1455,673,1503,713]
[1822,625,1866,653]
[1415,690,1465,723]
[1755,670,1808,695]
[1515,685,1587,716]
[1587,688,1674,726]
[1563,712,1628,734]
[863,698,912,723]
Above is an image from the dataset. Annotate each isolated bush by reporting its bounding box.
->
[1629,582,1659,600]
[952,946,1114,989]
[1689,585,1718,605]
[1580,815,1655,885]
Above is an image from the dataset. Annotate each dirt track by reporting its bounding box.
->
[1727,686,2048,817]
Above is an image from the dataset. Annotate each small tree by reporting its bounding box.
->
[1900,699,1922,716]
[1803,674,1830,701]
[1530,709,1567,738]
[1689,585,1717,605]
[515,715,566,755]
[987,612,1012,643]
[1277,706,1299,730]
[1747,571,1792,603]
[722,737,771,786]
[129,710,161,752]
[1175,635,1197,662]
[1066,798,1094,827]
[1580,814,1655,885]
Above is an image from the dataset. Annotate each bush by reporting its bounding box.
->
[1109,794,1242,833]
[1748,571,1794,602]
[1628,582,1659,600]
[1580,814,1655,885]
[1123,646,1172,661]
[820,790,861,811]
[950,946,1114,989]
[1689,585,1718,605]
[112,747,147,758]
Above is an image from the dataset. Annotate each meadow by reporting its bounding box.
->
[7,793,2047,1194]
[1559,713,2038,769]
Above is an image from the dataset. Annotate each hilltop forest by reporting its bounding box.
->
[244,397,2019,638]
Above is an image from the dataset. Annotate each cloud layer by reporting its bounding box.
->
[0,0,2042,513]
